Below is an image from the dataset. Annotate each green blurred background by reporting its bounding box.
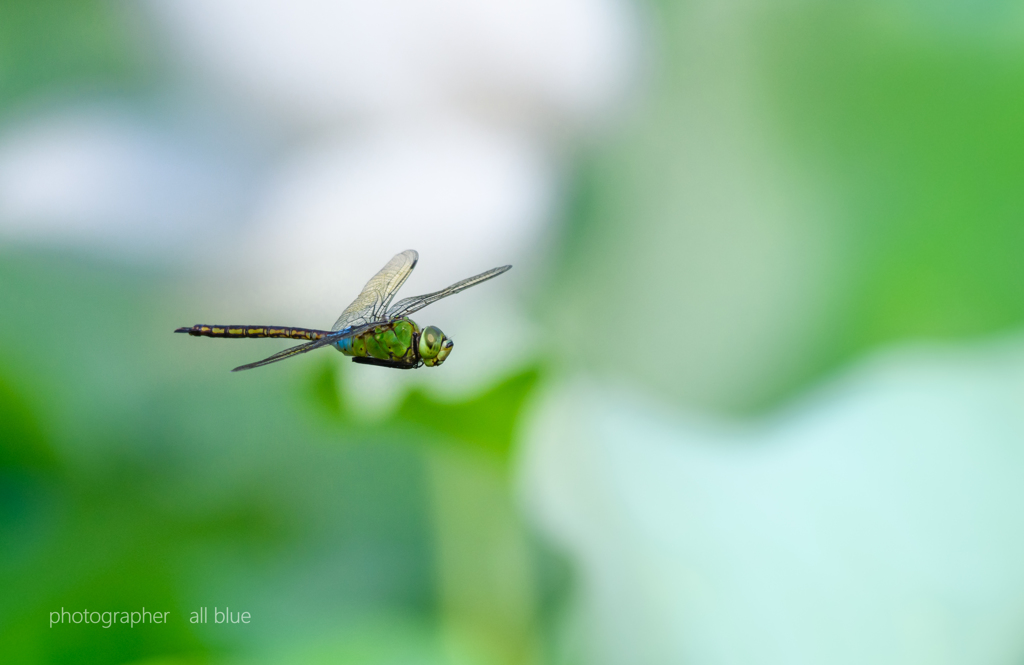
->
[3,0,1024,663]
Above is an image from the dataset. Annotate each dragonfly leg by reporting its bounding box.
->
[352,356,419,370]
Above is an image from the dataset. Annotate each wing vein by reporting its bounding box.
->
[387,265,511,320]
[331,250,418,332]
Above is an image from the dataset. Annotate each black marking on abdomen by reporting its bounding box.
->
[175,325,327,340]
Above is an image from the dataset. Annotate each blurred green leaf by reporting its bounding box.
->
[759,3,1024,356]
[305,354,541,463]
[306,359,347,422]
[0,370,54,472]
[396,368,541,462]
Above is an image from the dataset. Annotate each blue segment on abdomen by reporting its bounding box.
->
[335,337,353,355]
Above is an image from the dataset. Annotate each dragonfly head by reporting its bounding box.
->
[419,326,454,367]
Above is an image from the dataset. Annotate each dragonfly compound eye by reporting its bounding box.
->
[436,339,453,364]
[419,326,444,359]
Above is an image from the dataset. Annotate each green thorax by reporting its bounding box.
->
[334,318,420,363]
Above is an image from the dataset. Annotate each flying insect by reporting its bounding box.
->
[175,250,510,371]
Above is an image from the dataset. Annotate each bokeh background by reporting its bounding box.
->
[3,1,1024,664]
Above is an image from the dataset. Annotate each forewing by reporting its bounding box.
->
[387,265,511,319]
[331,250,418,332]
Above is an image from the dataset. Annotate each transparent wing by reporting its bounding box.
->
[386,265,511,320]
[231,337,334,372]
[231,323,376,372]
[331,250,418,332]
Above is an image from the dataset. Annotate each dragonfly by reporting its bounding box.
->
[175,250,510,372]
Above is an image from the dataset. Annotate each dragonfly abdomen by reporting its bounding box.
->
[175,325,327,340]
